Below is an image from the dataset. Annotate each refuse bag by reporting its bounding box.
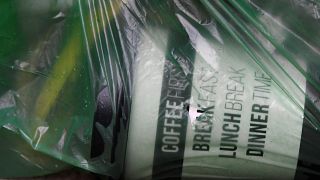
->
[123,0,320,179]
[1,0,320,179]
[0,0,132,178]
[0,128,69,178]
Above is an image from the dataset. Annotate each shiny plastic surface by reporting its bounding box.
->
[0,0,132,178]
[124,0,320,179]
[1,0,319,179]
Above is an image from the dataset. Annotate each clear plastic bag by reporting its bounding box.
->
[123,0,320,179]
[1,0,319,179]
[0,0,132,178]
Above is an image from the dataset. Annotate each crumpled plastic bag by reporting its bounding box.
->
[0,0,132,178]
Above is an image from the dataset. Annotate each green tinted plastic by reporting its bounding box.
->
[1,0,320,179]
[123,0,320,179]
[0,0,131,178]
[0,128,68,178]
